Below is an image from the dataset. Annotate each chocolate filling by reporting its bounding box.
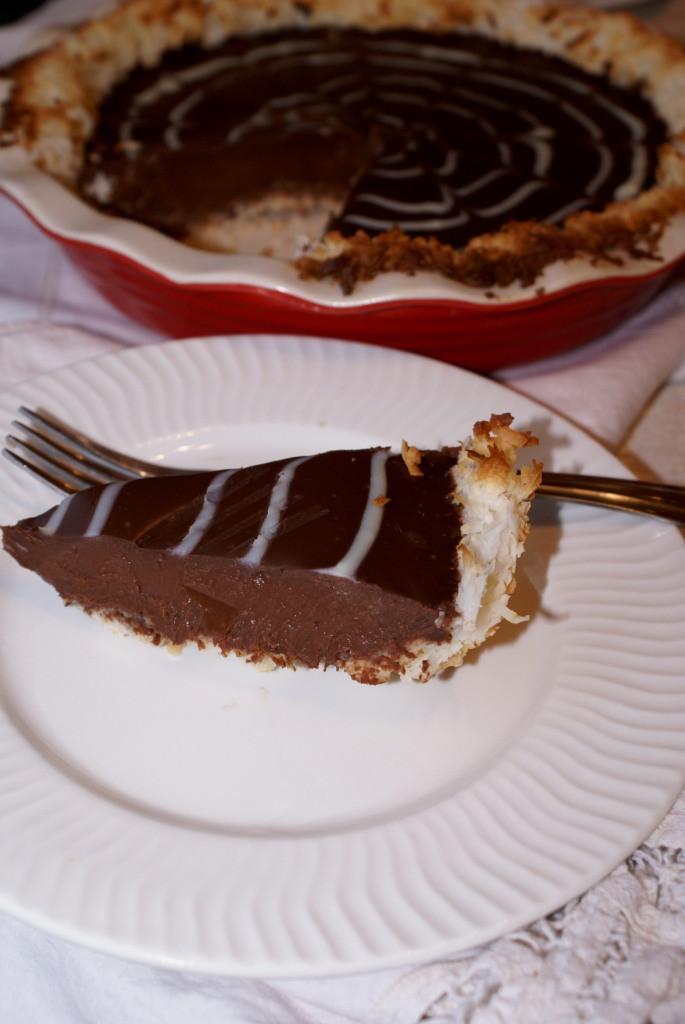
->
[78,27,668,249]
[2,448,462,681]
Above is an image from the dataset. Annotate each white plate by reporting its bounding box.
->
[1,335,684,977]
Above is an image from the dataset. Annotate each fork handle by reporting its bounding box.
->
[537,471,685,525]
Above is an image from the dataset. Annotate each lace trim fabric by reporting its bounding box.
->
[374,790,685,1024]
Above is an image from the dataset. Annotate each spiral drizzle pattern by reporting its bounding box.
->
[82,29,667,248]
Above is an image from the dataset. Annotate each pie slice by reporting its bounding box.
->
[2,414,541,684]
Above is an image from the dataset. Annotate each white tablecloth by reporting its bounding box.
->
[1,4,685,1022]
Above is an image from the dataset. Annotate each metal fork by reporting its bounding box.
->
[3,406,685,525]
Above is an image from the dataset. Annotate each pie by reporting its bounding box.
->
[1,414,541,684]
[2,0,685,293]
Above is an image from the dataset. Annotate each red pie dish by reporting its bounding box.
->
[2,0,685,370]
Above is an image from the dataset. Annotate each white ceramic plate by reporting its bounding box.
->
[1,335,684,977]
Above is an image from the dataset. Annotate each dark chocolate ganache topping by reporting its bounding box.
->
[2,448,463,674]
[78,27,668,249]
[10,448,461,608]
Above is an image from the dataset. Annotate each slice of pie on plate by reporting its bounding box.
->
[2,414,541,684]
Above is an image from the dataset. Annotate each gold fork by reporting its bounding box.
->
[3,406,685,525]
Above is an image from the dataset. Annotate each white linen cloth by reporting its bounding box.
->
[1,205,684,1024]
[1,4,685,1021]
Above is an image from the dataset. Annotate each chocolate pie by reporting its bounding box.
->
[2,0,685,293]
[2,415,541,684]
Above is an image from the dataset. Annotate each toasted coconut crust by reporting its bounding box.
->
[2,0,685,292]
[350,414,542,684]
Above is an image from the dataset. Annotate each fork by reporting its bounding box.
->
[3,406,685,525]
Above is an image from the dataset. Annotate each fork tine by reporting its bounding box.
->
[3,406,190,498]
[2,446,88,495]
[15,406,151,479]
[8,424,134,484]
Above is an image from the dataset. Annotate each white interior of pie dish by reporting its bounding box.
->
[3,143,685,312]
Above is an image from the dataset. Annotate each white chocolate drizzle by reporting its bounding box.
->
[95,28,664,251]
[40,479,127,537]
[84,480,127,537]
[242,456,309,566]
[319,449,390,579]
[40,493,75,536]
[172,468,237,556]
